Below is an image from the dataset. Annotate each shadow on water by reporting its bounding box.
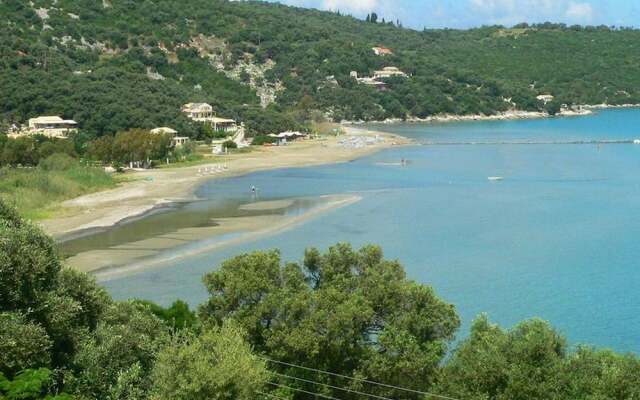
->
[59,196,322,258]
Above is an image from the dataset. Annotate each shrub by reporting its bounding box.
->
[251,135,276,145]
[38,154,78,171]
[222,140,237,150]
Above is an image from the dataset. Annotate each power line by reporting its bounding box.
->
[273,371,392,400]
[256,389,291,400]
[267,381,343,400]
[261,357,462,400]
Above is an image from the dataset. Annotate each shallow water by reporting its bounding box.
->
[102,108,640,353]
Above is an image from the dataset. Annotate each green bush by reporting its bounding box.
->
[0,368,74,400]
[251,135,276,145]
[222,140,237,150]
[38,154,78,172]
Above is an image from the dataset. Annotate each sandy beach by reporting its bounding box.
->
[42,127,408,276]
[79,194,360,278]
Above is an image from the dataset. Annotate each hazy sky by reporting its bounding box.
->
[267,0,640,29]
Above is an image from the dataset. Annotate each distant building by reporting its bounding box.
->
[211,117,237,132]
[150,127,189,147]
[350,71,387,91]
[536,94,555,104]
[150,127,178,135]
[181,103,214,121]
[181,103,237,132]
[358,77,387,90]
[373,67,407,79]
[372,46,393,56]
[172,136,190,147]
[14,116,78,139]
[268,131,308,145]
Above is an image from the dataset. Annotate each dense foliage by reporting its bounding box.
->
[1,0,640,138]
[200,245,460,398]
[0,201,267,400]
[3,200,640,399]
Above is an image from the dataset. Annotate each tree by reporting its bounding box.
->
[0,369,73,400]
[70,301,169,400]
[0,313,51,377]
[133,299,198,331]
[150,322,269,400]
[0,200,111,369]
[199,244,460,398]
[86,135,114,163]
[437,315,566,400]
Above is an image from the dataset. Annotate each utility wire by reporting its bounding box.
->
[261,357,462,400]
[256,389,291,400]
[273,371,392,400]
[267,381,343,400]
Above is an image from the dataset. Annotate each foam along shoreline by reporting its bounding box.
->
[84,194,361,281]
[39,128,408,239]
[345,108,593,125]
[344,104,640,126]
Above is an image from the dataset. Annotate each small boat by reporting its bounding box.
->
[487,176,503,181]
[633,139,640,144]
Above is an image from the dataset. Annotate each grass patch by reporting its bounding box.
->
[0,156,116,220]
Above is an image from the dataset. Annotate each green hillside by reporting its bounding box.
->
[2,0,640,137]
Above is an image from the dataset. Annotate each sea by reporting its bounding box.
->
[100,108,640,353]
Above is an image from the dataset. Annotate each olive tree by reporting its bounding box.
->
[199,243,460,399]
[150,322,269,400]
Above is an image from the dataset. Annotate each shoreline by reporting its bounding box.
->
[40,127,409,239]
[343,103,640,125]
[83,194,361,280]
[42,104,639,246]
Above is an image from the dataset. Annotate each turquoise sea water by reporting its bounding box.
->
[104,108,640,353]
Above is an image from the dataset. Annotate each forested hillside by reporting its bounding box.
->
[2,0,640,138]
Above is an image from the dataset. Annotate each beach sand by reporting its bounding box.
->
[40,127,407,238]
[77,194,361,278]
[43,127,407,275]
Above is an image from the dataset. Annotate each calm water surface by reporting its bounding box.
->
[103,109,640,353]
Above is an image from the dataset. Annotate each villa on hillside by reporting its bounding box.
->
[373,67,408,79]
[182,103,214,120]
[181,103,238,132]
[350,67,407,90]
[536,94,555,104]
[150,127,190,147]
[9,116,78,139]
[350,71,387,90]
[372,46,394,56]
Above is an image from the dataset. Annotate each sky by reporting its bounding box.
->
[266,0,640,29]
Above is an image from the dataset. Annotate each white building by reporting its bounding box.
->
[150,127,178,135]
[181,103,237,132]
[25,116,77,138]
[211,117,237,133]
[350,71,387,90]
[151,127,189,147]
[372,46,393,56]
[536,94,555,104]
[181,103,214,121]
[373,67,408,79]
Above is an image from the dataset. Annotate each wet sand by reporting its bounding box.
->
[78,194,361,279]
[40,127,407,238]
